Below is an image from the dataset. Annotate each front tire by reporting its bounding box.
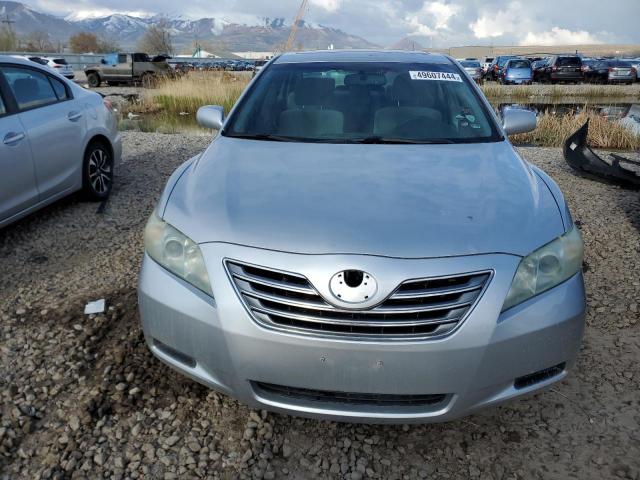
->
[82,141,113,201]
[87,73,101,88]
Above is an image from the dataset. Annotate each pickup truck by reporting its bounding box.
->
[84,53,170,87]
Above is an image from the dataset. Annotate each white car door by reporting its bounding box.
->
[0,84,38,224]
[3,65,85,201]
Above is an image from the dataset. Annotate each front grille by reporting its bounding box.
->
[226,260,491,340]
[253,382,447,407]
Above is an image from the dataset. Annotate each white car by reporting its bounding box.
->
[0,55,121,228]
[42,57,75,79]
[482,56,494,75]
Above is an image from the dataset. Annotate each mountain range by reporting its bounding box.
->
[0,1,378,54]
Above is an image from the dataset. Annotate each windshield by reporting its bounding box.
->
[508,60,530,69]
[224,61,501,144]
[497,56,518,66]
[460,60,481,68]
[557,57,581,66]
[608,60,632,67]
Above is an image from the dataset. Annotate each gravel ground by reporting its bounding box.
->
[1,132,639,480]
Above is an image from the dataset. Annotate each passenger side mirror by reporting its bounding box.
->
[502,107,537,135]
[197,105,224,130]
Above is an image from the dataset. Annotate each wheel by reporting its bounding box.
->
[141,72,156,88]
[82,141,113,201]
[87,73,101,88]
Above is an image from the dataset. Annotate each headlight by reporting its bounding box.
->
[144,212,213,297]
[502,226,583,311]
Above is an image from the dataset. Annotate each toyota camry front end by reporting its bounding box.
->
[138,50,586,423]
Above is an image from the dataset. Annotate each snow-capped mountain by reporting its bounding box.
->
[0,1,377,52]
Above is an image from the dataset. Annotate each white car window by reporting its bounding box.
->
[3,66,59,111]
[49,76,69,101]
[0,93,5,115]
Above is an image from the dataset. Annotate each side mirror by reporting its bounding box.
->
[502,107,537,135]
[197,105,224,130]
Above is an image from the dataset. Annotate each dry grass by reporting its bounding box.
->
[482,83,640,101]
[511,111,640,149]
[134,71,252,115]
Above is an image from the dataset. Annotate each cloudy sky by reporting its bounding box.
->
[33,0,640,47]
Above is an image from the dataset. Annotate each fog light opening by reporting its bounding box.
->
[153,339,196,368]
[514,363,565,390]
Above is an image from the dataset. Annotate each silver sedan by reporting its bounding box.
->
[0,56,121,228]
[139,50,586,423]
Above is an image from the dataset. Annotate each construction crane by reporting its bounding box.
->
[283,0,309,51]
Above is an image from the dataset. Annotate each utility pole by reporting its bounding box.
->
[1,14,15,31]
[1,14,17,50]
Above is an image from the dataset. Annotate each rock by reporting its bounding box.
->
[69,416,80,432]
[165,436,180,447]
[282,444,293,459]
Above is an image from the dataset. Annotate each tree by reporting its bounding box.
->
[24,31,54,52]
[68,31,119,53]
[0,25,18,51]
[97,34,120,53]
[69,32,99,53]
[138,19,174,55]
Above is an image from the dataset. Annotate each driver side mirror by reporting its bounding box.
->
[502,107,537,135]
[197,105,225,130]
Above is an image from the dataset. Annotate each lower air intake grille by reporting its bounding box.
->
[226,260,491,340]
[253,382,447,407]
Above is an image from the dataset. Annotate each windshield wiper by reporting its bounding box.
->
[223,133,303,142]
[348,136,456,144]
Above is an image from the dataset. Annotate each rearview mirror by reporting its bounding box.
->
[502,107,537,135]
[197,105,224,130]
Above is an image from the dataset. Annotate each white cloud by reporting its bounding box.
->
[406,15,436,36]
[405,1,461,37]
[310,0,342,12]
[520,27,601,45]
[425,2,461,30]
[470,2,607,46]
[469,1,523,38]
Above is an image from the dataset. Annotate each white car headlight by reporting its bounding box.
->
[144,211,213,297]
[502,226,583,311]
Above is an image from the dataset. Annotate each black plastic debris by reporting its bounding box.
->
[563,119,640,189]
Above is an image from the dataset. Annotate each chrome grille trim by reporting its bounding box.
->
[225,260,492,340]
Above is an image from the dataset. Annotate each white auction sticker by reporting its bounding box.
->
[409,71,462,82]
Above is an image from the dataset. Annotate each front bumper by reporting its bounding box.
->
[138,244,586,423]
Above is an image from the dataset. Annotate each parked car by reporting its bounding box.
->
[488,55,520,81]
[85,52,170,87]
[500,58,533,85]
[605,59,637,84]
[458,59,483,83]
[581,59,610,83]
[0,56,122,228]
[10,55,49,66]
[531,58,549,82]
[139,50,586,423]
[482,57,494,76]
[540,55,583,84]
[42,57,75,79]
[620,58,640,81]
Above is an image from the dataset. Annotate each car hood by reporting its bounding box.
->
[163,137,564,258]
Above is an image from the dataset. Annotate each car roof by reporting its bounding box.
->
[273,49,453,65]
[2,55,43,66]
